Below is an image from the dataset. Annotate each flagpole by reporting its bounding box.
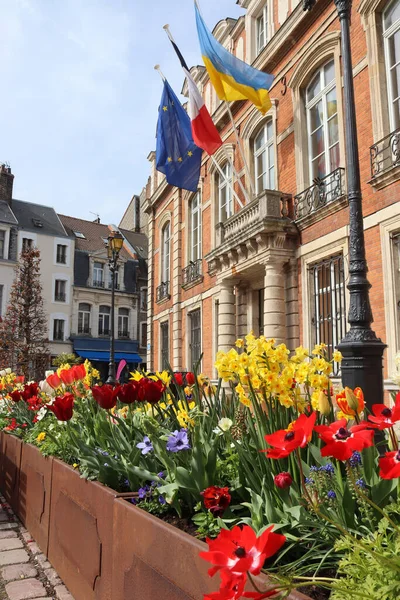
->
[163,24,249,207]
[225,101,256,198]
[154,64,166,81]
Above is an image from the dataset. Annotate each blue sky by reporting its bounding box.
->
[0,0,244,225]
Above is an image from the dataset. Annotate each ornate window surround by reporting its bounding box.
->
[288,31,345,195]
[380,213,400,377]
[209,144,235,249]
[244,0,275,64]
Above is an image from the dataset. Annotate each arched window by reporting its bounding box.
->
[98,305,110,336]
[189,193,202,262]
[218,163,233,222]
[161,222,170,283]
[306,60,339,182]
[384,0,400,130]
[78,303,91,335]
[254,121,275,194]
[118,308,129,338]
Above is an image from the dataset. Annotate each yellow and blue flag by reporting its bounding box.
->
[194,1,274,114]
[156,79,202,193]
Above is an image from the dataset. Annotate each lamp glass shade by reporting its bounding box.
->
[108,232,124,254]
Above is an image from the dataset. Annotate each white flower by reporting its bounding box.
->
[36,407,48,422]
[39,380,55,396]
[213,417,233,435]
[45,370,54,378]
[4,368,11,374]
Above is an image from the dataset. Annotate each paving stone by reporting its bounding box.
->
[0,549,29,566]
[27,542,41,555]
[0,538,23,551]
[0,530,17,539]
[45,567,61,586]
[0,522,18,530]
[0,512,10,522]
[1,563,38,581]
[21,532,33,543]
[35,554,50,569]
[5,577,46,599]
[54,584,74,600]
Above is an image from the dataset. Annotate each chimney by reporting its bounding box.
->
[0,164,14,206]
[134,195,140,232]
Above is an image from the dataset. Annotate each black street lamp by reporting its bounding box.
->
[303,0,386,410]
[105,231,124,385]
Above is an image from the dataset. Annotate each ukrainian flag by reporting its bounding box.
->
[195,1,274,114]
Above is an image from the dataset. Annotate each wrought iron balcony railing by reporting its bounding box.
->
[77,326,91,335]
[118,330,130,339]
[99,329,110,337]
[92,280,105,288]
[294,168,346,220]
[55,293,66,302]
[108,282,120,290]
[156,281,170,302]
[370,128,400,178]
[182,259,203,287]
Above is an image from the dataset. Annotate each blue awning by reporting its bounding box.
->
[77,350,142,363]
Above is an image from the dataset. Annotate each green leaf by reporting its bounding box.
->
[371,478,398,507]
[175,467,198,493]
[341,483,356,529]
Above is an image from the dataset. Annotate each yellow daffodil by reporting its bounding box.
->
[36,432,46,443]
[235,338,244,348]
[332,350,343,363]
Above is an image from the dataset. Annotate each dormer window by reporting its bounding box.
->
[74,231,86,239]
[0,230,5,259]
[32,218,43,228]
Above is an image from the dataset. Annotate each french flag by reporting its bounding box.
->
[164,26,222,156]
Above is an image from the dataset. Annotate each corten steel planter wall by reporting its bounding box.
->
[47,459,115,600]
[111,500,310,600]
[18,443,53,555]
[0,433,22,512]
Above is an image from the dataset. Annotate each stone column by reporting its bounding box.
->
[263,258,287,344]
[218,281,236,353]
[285,259,300,351]
[172,190,183,370]
[236,284,248,339]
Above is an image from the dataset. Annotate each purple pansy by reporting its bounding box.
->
[166,429,191,452]
[136,436,153,455]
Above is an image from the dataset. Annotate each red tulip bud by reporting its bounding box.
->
[274,472,293,489]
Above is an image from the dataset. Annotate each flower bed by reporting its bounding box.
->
[0,337,400,599]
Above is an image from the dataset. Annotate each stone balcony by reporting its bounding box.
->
[206,189,297,276]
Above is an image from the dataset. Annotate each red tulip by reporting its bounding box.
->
[46,373,62,389]
[314,419,374,461]
[117,382,139,405]
[21,382,39,401]
[379,449,400,479]
[274,472,293,489]
[59,368,75,385]
[200,524,286,577]
[71,364,86,381]
[186,372,196,386]
[174,373,184,386]
[47,393,74,421]
[10,390,22,402]
[91,385,119,409]
[263,412,317,459]
[137,378,165,405]
[201,486,231,517]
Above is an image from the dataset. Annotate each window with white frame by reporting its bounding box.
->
[53,319,65,341]
[22,238,33,252]
[254,121,275,194]
[78,303,91,334]
[218,163,233,223]
[99,305,110,336]
[189,193,202,262]
[160,321,169,370]
[392,232,400,348]
[140,322,147,348]
[56,244,67,264]
[54,280,66,302]
[0,230,5,259]
[140,288,147,311]
[189,309,201,367]
[383,0,400,131]
[93,262,105,287]
[256,5,269,55]
[161,223,171,283]
[309,253,347,375]
[306,60,340,183]
[118,308,129,338]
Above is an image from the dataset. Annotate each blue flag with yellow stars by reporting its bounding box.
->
[156,79,202,192]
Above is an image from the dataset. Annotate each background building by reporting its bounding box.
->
[59,215,148,378]
[142,0,400,387]
[0,164,74,359]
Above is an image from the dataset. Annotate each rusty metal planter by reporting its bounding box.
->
[18,443,53,555]
[111,500,310,600]
[47,459,115,600]
[0,433,22,512]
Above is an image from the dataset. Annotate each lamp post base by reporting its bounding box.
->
[338,338,387,411]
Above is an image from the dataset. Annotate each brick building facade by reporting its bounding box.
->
[143,0,400,385]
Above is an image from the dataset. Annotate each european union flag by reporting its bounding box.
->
[156,79,202,193]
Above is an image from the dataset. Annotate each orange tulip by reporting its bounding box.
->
[336,387,364,417]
